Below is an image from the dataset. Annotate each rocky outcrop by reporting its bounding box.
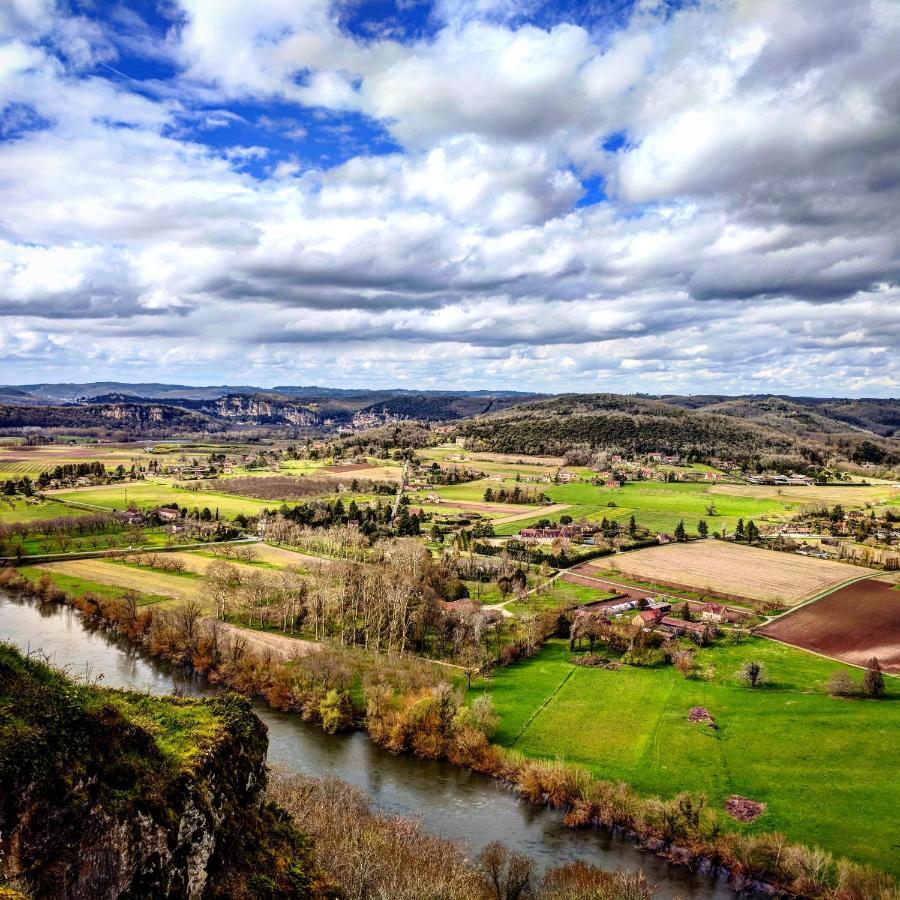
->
[0,644,315,899]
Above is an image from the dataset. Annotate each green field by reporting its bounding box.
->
[471,638,900,874]
[0,497,106,524]
[489,480,817,537]
[50,481,273,519]
[507,581,617,615]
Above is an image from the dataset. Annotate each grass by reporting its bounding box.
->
[471,637,900,874]
[10,527,174,558]
[0,497,101,524]
[487,478,900,539]
[33,559,203,605]
[50,481,273,519]
[16,565,168,605]
[105,692,227,771]
[507,581,617,615]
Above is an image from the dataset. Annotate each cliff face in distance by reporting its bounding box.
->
[0,644,316,899]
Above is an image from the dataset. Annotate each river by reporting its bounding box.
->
[0,590,737,898]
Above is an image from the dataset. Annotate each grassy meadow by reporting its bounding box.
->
[470,638,900,874]
[50,481,274,519]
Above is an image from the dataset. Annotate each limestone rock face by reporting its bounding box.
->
[0,646,271,899]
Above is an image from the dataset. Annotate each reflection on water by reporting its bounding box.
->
[0,591,736,899]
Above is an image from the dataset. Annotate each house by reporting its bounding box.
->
[605,479,621,489]
[698,602,727,623]
[123,510,144,526]
[633,608,663,627]
[156,507,181,522]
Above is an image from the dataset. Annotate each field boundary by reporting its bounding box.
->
[510,665,575,746]
[754,571,877,627]
[758,633,900,678]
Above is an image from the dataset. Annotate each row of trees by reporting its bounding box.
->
[483,486,551,504]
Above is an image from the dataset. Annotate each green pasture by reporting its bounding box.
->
[508,581,617,615]
[490,481,802,537]
[0,498,102,524]
[49,481,272,520]
[471,638,900,874]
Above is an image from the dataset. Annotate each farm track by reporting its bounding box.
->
[211,619,320,659]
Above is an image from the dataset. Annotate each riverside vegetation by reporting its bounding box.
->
[1,568,896,899]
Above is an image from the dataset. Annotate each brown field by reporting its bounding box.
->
[489,503,572,524]
[250,543,333,569]
[324,464,402,480]
[758,579,900,673]
[592,541,868,604]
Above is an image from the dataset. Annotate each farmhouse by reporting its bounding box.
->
[699,602,727,623]
[156,507,181,522]
[633,608,664,627]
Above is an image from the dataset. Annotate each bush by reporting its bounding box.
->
[319,689,353,734]
[828,671,859,698]
[735,660,768,688]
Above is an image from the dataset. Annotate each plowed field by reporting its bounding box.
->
[759,579,900,672]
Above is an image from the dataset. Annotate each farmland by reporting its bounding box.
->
[36,557,204,604]
[471,638,900,874]
[0,497,101,523]
[589,541,868,605]
[49,481,273,519]
[759,579,900,672]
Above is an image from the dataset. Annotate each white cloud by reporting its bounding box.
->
[0,0,897,394]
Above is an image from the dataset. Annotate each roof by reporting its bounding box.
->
[701,602,726,614]
[660,616,708,633]
[636,609,662,623]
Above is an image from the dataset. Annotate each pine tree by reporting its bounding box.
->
[735,518,745,539]
[697,519,708,538]
[674,519,686,541]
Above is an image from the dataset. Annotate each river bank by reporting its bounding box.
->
[1,571,893,899]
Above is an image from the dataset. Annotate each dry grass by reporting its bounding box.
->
[601,541,868,604]
[709,483,900,507]
[36,558,202,603]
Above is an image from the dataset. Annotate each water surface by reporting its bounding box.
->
[0,591,736,898]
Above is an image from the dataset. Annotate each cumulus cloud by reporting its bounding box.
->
[0,0,897,393]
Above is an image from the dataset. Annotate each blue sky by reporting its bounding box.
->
[0,0,898,395]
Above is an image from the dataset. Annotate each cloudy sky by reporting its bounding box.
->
[1,0,898,395]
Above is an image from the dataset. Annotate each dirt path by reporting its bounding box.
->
[210,619,320,659]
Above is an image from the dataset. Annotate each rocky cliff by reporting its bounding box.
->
[0,644,317,899]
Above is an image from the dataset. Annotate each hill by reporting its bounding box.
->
[455,394,811,463]
[660,395,900,439]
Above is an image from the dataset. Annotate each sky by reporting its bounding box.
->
[0,0,898,396]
